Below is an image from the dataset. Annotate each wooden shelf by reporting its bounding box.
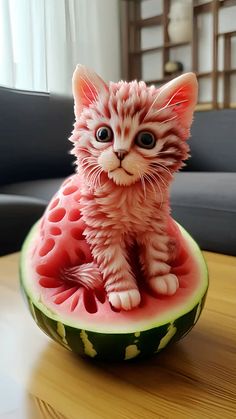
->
[219,0,236,8]
[164,41,190,49]
[219,68,236,74]
[194,2,212,14]
[196,72,211,78]
[146,72,183,86]
[132,46,163,55]
[217,30,236,37]
[132,42,191,55]
[131,15,163,28]
[121,0,236,109]
[146,79,169,86]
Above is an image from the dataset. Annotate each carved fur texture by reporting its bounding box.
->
[34,65,198,311]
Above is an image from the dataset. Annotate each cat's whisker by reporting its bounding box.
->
[151,162,173,178]
[78,147,91,153]
[145,172,164,207]
[81,158,97,167]
[80,75,97,103]
[151,99,188,119]
[143,89,163,121]
[78,147,96,156]
[80,153,96,160]
[149,163,169,185]
[150,102,185,121]
[82,73,99,100]
[144,86,185,121]
[143,174,158,202]
[149,171,164,197]
[94,168,103,190]
[90,164,101,182]
[89,166,101,184]
[90,166,104,190]
[157,162,173,177]
[158,172,169,188]
[80,157,97,166]
[138,170,147,201]
[80,85,93,105]
[96,171,103,190]
[80,158,93,165]
[151,169,169,188]
[86,165,101,184]
[80,155,93,160]
[158,115,177,125]
[80,162,97,173]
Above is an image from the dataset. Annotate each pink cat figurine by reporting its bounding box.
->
[34,65,198,311]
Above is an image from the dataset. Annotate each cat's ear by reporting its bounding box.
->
[72,65,108,116]
[157,72,198,133]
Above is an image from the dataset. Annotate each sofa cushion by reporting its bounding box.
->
[0,178,65,202]
[0,87,74,186]
[170,172,236,255]
[1,173,236,256]
[186,109,236,172]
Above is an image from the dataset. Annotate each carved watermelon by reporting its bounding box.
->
[20,213,208,361]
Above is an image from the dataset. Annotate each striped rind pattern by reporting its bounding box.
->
[22,286,207,361]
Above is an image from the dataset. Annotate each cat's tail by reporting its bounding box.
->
[60,262,103,290]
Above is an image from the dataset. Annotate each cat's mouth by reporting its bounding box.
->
[110,167,133,177]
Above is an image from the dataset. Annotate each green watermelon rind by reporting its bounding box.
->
[20,221,208,361]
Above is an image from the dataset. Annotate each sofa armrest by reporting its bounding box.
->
[0,194,47,256]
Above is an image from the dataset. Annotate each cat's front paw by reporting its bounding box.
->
[149,273,179,296]
[108,289,141,311]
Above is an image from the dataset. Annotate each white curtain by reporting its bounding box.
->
[0,0,121,95]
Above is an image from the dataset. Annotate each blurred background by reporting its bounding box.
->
[0,0,121,94]
[122,0,236,109]
[1,0,236,107]
[0,0,236,256]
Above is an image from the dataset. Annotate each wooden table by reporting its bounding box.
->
[0,251,235,419]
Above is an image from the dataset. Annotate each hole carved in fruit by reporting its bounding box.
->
[36,264,56,277]
[51,285,68,297]
[39,277,63,288]
[68,209,81,222]
[94,288,106,304]
[171,265,189,277]
[63,185,78,195]
[71,292,80,311]
[54,287,78,304]
[49,207,66,222]
[83,289,98,314]
[39,238,55,256]
[171,247,189,268]
[75,248,87,264]
[71,227,84,240]
[74,192,81,202]
[50,226,62,236]
[109,302,121,313]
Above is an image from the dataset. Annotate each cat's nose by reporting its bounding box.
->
[114,149,128,161]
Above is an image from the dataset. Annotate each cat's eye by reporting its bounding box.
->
[135,131,156,149]
[96,126,113,143]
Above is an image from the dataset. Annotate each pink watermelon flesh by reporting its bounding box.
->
[28,175,203,330]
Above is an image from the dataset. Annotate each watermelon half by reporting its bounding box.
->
[20,221,208,361]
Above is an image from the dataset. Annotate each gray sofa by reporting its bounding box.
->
[0,86,236,255]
